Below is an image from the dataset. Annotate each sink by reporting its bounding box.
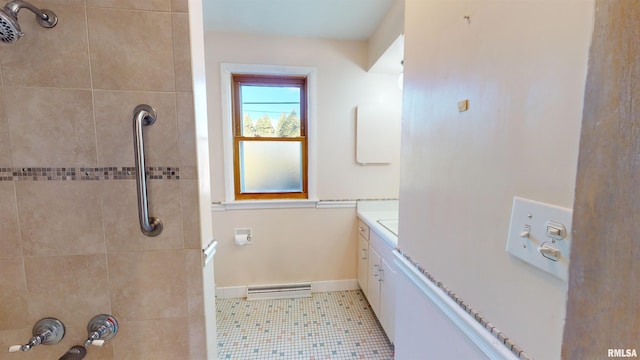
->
[377,219,399,236]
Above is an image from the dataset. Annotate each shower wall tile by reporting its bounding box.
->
[186,250,207,360]
[87,0,171,11]
[0,258,28,331]
[5,87,96,167]
[87,8,175,91]
[0,3,91,89]
[0,86,13,168]
[102,180,183,252]
[0,183,21,258]
[172,0,188,13]
[180,166,197,180]
[0,2,204,359]
[108,250,188,320]
[34,0,87,5]
[181,180,200,249]
[177,91,196,167]
[172,13,193,92]
[16,181,106,257]
[93,90,179,167]
[23,254,113,360]
[113,317,189,360]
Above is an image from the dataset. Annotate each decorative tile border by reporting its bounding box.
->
[395,248,532,360]
[0,167,180,181]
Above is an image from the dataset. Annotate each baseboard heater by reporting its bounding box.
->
[246,283,312,301]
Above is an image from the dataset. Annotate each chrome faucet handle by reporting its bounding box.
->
[84,315,118,347]
[8,318,65,352]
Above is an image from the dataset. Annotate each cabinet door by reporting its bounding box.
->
[367,245,382,316]
[379,257,397,343]
[357,235,369,295]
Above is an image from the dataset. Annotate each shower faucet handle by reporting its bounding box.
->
[84,315,118,347]
[8,318,65,352]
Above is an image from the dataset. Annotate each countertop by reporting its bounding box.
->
[356,200,399,248]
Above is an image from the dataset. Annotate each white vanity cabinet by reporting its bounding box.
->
[357,218,397,344]
[357,220,369,295]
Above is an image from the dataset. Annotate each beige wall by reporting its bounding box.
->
[205,32,402,288]
[0,1,206,359]
[398,1,593,359]
[213,208,358,287]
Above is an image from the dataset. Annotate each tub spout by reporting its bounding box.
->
[58,345,87,360]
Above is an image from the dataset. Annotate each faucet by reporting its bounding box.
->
[7,318,65,353]
[58,345,86,360]
[84,314,118,347]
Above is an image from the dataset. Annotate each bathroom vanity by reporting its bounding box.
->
[356,200,399,344]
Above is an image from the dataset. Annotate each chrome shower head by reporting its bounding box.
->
[0,0,57,43]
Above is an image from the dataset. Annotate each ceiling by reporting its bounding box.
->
[202,0,395,41]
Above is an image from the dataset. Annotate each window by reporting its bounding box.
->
[231,74,308,200]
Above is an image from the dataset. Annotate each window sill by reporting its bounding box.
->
[211,199,357,211]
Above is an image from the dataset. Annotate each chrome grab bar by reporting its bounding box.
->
[133,104,163,237]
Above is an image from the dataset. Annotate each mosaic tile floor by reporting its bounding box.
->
[216,290,394,359]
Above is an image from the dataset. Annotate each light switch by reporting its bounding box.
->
[506,197,573,281]
[545,222,565,240]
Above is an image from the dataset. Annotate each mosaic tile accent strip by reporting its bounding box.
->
[216,290,394,359]
[395,248,532,360]
[0,167,180,181]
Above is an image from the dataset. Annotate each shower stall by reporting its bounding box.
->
[0,0,216,358]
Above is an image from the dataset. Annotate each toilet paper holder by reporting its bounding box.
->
[234,228,252,245]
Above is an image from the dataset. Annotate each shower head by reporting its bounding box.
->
[0,0,57,43]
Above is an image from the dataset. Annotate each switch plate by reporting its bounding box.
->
[506,196,573,281]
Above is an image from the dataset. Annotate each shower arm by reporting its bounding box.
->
[4,0,57,27]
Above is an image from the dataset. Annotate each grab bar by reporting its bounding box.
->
[133,104,163,237]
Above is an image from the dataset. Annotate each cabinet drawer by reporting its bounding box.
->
[358,220,370,240]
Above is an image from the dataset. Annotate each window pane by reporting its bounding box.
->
[240,85,301,137]
[239,141,302,193]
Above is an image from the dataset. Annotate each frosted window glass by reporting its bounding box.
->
[239,141,302,193]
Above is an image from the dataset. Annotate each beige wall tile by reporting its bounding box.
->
[102,180,184,252]
[0,258,28,331]
[0,86,13,168]
[0,3,91,89]
[184,251,207,358]
[172,13,192,92]
[93,90,179,167]
[87,0,171,11]
[5,87,96,167]
[87,8,175,91]
[177,92,196,167]
[179,166,197,180]
[113,318,189,360]
[171,0,188,13]
[181,180,200,249]
[108,250,187,320]
[16,182,106,257]
[23,255,113,360]
[185,250,203,314]
[0,183,21,258]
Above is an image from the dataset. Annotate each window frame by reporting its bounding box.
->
[231,74,308,200]
[219,63,317,206]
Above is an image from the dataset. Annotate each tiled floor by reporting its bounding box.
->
[216,290,394,359]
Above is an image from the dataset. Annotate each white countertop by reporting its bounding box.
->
[356,200,399,248]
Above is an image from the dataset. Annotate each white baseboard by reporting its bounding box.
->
[215,279,359,299]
